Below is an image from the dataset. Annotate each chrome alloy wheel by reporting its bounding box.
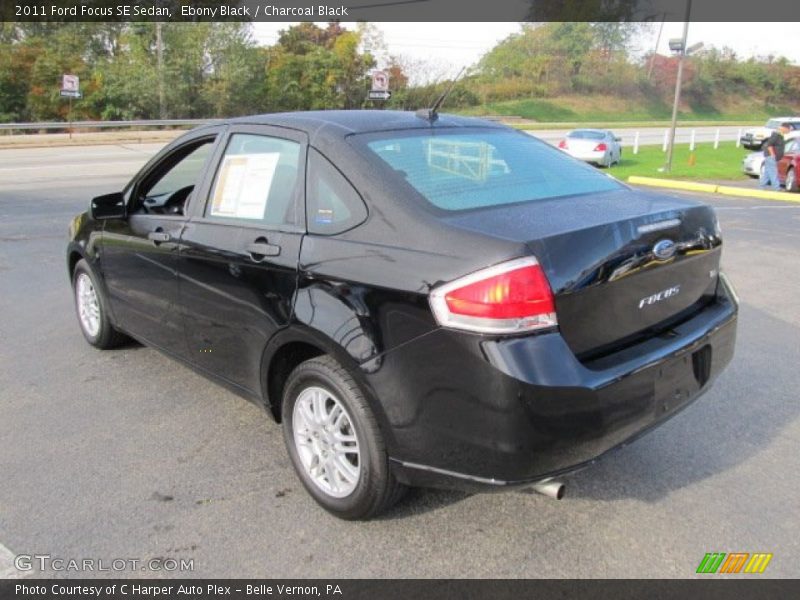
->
[787,169,796,192]
[292,386,361,498]
[76,272,101,337]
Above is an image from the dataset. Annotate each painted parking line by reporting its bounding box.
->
[0,541,26,578]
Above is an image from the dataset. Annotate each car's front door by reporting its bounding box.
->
[778,139,798,182]
[178,126,306,394]
[101,128,224,356]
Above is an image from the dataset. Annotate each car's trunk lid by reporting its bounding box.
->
[441,188,722,357]
[565,138,604,153]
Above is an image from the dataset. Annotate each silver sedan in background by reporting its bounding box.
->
[558,129,622,167]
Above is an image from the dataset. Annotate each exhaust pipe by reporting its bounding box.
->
[530,479,565,500]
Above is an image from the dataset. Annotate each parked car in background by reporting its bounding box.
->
[67,111,737,519]
[739,117,800,150]
[777,137,800,192]
[742,131,800,178]
[558,129,622,167]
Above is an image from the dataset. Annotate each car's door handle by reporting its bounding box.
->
[148,230,171,244]
[246,239,281,261]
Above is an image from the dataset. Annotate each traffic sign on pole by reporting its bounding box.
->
[60,74,81,140]
[62,74,79,93]
[371,71,389,92]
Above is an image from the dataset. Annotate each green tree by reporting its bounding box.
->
[264,23,374,111]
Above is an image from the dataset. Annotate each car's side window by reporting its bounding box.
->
[206,133,301,227]
[133,138,215,216]
[306,147,368,235]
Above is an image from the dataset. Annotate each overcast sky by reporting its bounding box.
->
[252,22,800,81]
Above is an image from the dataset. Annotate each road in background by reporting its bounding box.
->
[1,144,798,578]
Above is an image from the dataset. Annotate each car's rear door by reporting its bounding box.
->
[177,125,306,394]
[101,126,225,356]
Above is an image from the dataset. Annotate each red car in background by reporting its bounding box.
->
[778,138,800,192]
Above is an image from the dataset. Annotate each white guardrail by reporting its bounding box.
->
[0,119,214,131]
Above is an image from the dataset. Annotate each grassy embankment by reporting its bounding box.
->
[459,95,793,129]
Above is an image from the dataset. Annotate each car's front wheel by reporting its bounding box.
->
[72,259,128,349]
[281,356,405,519]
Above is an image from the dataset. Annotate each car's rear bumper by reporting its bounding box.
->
[742,161,762,176]
[374,275,738,491]
[566,149,608,163]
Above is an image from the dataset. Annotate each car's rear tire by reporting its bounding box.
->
[72,259,128,349]
[281,356,405,520]
[786,168,798,193]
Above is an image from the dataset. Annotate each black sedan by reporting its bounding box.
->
[67,111,738,519]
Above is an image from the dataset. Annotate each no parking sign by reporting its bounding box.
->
[369,71,391,101]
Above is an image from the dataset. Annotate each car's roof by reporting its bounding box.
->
[220,110,505,138]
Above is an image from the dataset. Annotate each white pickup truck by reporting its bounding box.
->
[740,117,800,150]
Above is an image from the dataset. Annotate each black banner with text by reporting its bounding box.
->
[1,579,797,600]
[2,0,800,22]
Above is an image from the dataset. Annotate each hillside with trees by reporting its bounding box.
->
[1,21,798,124]
[460,23,800,122]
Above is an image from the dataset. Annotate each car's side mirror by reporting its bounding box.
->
[90,192,126,220]
[615,137,622,142]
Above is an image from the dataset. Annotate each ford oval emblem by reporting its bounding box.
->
[653,239,677,260]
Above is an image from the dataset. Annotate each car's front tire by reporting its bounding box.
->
[281,356,405,520]
[72,259,128,349]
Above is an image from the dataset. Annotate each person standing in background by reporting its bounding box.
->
[760,122,790,190]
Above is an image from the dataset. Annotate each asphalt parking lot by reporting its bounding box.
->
[1,143,798,578]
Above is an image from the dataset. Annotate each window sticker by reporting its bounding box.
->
[210,152,280,220]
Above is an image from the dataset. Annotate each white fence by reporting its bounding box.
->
[530,126,749,153]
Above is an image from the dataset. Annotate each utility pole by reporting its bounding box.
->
[664,0,692,173]
[647,16,665,81]
[156,22,165,120]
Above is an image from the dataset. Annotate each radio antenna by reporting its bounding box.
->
[416,66,466,123]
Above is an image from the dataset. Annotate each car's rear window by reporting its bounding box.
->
[362,129,621,212]
[568,130,605,140]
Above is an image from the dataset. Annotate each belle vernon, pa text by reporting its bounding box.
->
[16,584,344,597]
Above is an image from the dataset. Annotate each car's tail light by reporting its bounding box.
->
[429,257,558,334]
[558,140,568,149]
[594,143,607,151]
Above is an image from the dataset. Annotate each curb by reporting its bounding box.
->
[627,176,800,203]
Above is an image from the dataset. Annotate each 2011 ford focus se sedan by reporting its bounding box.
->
[67,111,738,519]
